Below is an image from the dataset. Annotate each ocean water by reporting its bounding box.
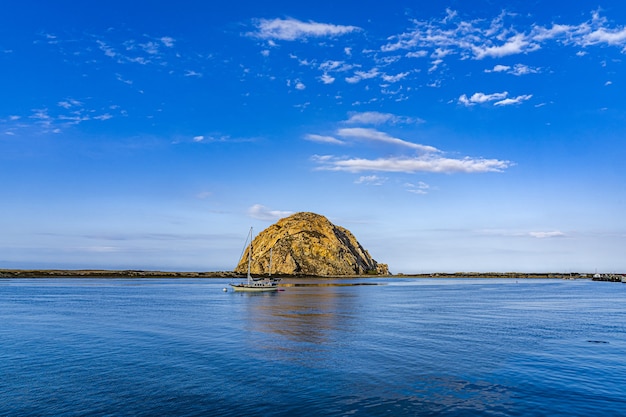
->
[0,278,625,417]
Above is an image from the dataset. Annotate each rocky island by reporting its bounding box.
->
[235,212,389,276]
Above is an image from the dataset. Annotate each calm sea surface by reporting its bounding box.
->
[1,278,625,416]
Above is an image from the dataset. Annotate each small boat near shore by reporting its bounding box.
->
[230,228,280,292]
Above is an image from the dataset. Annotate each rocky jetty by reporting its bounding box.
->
[235,212,389,276]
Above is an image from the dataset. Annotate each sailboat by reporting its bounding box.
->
[230,227,279,292]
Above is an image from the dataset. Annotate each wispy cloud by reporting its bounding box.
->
[184,70,202,77]
[243,9,626,103]
[381,9,626,65]
[494,94,533,106]
[459,92,508,106]
[309,111,511,176]
[160,36,175,47]
[248,204,293,221]
[313,155,512,174]
[58,99,83,109]
[304,134,346,145]
[319,60,355,73]
[8,97,119,135]
[472,34,539,59]
[405,181,431,194]
[529,231,566,239]
[51,32,182,71]
[459,91,532,107]
[337,128,439,153]
[345,68,380,84]
[485,63,540,76]
[355,175,387,185]
[345,111,424,125]
[319,73,335,84]
[381,71,410,83]
[250,18,361,41]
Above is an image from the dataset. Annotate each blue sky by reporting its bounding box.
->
[1,0,625,273]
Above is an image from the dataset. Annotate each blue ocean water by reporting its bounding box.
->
[1,278,625,416]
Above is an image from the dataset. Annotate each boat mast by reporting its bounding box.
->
[247,227,253,284]
[269,247,273,277]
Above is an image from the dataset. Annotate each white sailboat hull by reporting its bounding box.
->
[230,282,279,292]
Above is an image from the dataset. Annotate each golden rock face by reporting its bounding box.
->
[235,212,389,276]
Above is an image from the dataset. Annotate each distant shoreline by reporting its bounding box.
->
[0,269,239,279]
[0,269,607,279]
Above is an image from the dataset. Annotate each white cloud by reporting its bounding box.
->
[346,112,395,125]
[160,36,175,47]
[345,68,380,83]
[250,18,361,41]
[116,73,133,85]
[345,111,423,125]
[184,70,203,77]
[382,71,410,83]
[93,113,113,121]
[355,175,387,185]
[494,94,533,106]
[319,60,353,72]
[531,24,576,42]
[96,40,117,59]
[405,181,431,194]
[459,91,532,107]
[319,73,335,84]
[30,109,51,121]
[487,64,511,73]
[286,79,306,90]
[193,135,204,142]
[337,128,439,153]
[315,155,512,174]
[248,204,293,221]
[485,64,539,76]
[304,134,345,145]
[473,34,539,59]
[139,41,160,55]
[58,99,83,109]
[459,91,508,106]
[529,231,566,239]
[378,9,626,74]
[584,27,626,46]
[509,64,539,76]
[406,50,428,58]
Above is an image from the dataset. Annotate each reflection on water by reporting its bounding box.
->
[242,281,358,349]
[280,282,381,287]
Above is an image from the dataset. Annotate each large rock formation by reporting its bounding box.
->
[235,212,389,276]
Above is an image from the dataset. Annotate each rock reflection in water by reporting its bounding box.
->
[241,280,363,358]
